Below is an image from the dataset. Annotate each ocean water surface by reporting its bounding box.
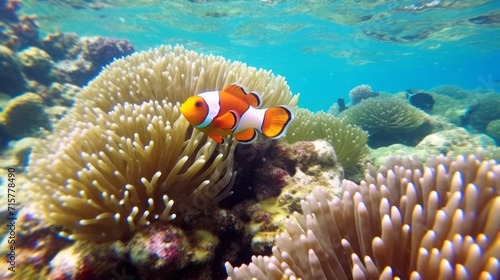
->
[23,0,500,111]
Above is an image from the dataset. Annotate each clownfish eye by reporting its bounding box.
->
[195,101,203,108]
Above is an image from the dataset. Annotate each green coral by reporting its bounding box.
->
[468,93,500,132]
[486,119,500,139]
[429,84,473,99]
[284,108,370,178]
[429,93,469,124]
[340,96,427,134]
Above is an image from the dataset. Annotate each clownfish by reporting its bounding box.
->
[180,83,294,144]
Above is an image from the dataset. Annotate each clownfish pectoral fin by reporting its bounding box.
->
[214,110,238,130]
[234,128,258,144]
[208,134,225,144]
[246,91,262,108]
[224,83,262,108]
[261,106,294,139]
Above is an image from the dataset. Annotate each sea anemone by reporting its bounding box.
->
[226,153,500,279]
[340,96,426,135]
[26,45,299,241]
[348,84,378,105]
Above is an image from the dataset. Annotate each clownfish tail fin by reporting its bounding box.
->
[261,106,294,139]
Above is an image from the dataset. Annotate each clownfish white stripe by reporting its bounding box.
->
[196,91,220,129]
[235,106,266,134]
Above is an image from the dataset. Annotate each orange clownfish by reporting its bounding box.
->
[180,83,294,144]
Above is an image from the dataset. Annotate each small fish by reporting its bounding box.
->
[460,103,480,125]
[180,83,294,144]
[406,89,434,112]
[337,97,348,113]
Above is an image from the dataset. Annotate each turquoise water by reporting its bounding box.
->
[23,0,500,111]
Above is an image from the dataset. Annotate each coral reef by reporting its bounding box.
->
[340,96,431,147]
[0,0,22,22]
[0,92,50,140]
[348,84,378,105]
[128,223,191,277]
[428,93,469,125]
[0,204,71,279]
[17,46,54,83]
[371,127,500,168]
[467,93,500,132]
[226,153,500,279]
[50,35,135,86]
[40,32,79,61]
[0,2,134,152]
[416,127,496,156]
[0,200,247,279]
[0,45,26,95]
[43,82,81,107]
[82,36,134,67]
[25,45,299,242]
[226,137,342,209]
[284,108,370,179]
[0,0,40,50]
[486,119,500,140]
[429,84,473,100]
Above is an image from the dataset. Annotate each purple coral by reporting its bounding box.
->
[52,36,135,86]
[128,223,189,278]
[83,36,134,67]
[349,84,379,104]
[0,0,21,22]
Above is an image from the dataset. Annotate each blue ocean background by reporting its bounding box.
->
[22,0,500,112]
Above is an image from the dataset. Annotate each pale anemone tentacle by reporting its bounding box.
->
[226,154,500,279]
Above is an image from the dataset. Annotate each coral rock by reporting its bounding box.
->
[0,92,50,140]
[247,199,288,256]
[0,204,70,279]
[0,45,26,95]
[52,57,94,86]
[0,0,22,21]
[486,119,500,139]
[468,93,500,132]
[45,82,80,106]
[416,127,496,155]
[128,223,190,278]
[48,240,125,280]
[51,36,134,86]
[41,32,79,61]
[10,15,40,49]
[10,137,39,166]
[82,36,134,67]
[17,47,54,83]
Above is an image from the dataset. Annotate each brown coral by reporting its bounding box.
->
[0,92,50,139]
